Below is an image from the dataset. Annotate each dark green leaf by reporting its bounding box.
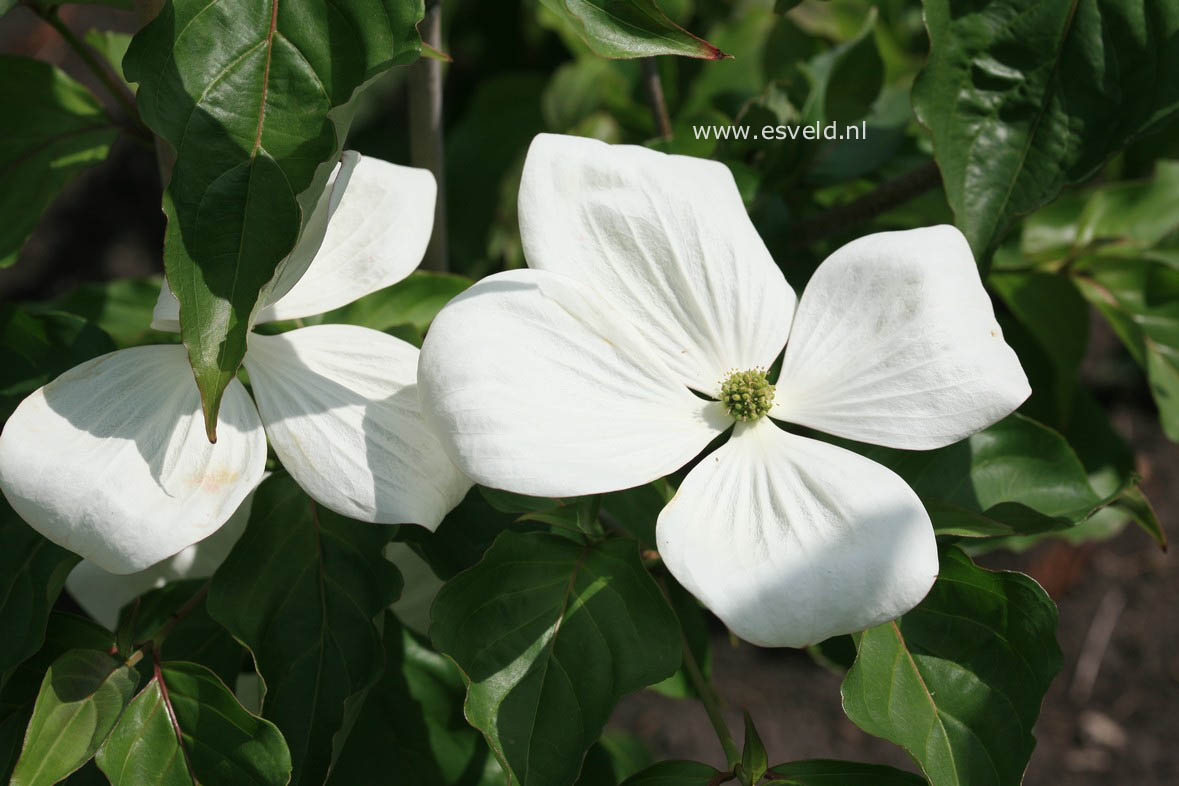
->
[741,711,768,784]
[805,634,857,675]
[539,0,726,59]
[766,760,926,785]
[989,271,1089,428]
[431,532,681,786]
[116,580,243,686]
[329,613,501,786]
[841,548,1061,786]
[45,277,170,349]
[0,501,83,690]
[648,576,710,700]
[0,55,117,267]
[802,8,882,124]
[0,307,116,416]
[96,660,290,786]
[847,414,1134,538]
[123,0,423,434]
[408,488,525,582]
[913,0,1179,256]
[207,474,401,784]
[618,760,723,786]
[10,649,138,786]
[1,615,113,782]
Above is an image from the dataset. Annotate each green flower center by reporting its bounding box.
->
[720,368,775,422]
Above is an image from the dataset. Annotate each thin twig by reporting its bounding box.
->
[790,161,942,247]
[681,636,741,771]
[409,0,448,271]
[32,6,144,132]
[1071,587,1126,703]
[641,57,673,140]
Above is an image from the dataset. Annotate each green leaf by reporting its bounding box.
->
[0,55,117,268]
[618,760,723,785]
[45,277,168,349]
[315,271,472,335]
[96,660,290,786]
[207,474,401,784]
[913,0,1179,257]
[848,414,1133,538]
[802,8,882,124]
[408,488,526,582]
[989,272,1089,426]
[766,760,926,785]
[1,615,114,782]
[740,711,768,784]
[1074,256,1179,441]
[0,502,82,690]
[647,576,710,700]
[123,0,423,435]
[0,307,115,415]
[539,0,726,59]
[841,548,1061,786]
[328,613,501,786]
[10,649,139,786]
[431,532,681,786]
[116,580,243,686]
[82,31,134,90]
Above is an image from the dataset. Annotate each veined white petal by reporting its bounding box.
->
[0,346,267,574]
[657,419,938,648]
[65,487,256,629]
[385,541,443,635]
[255,156,436,323]
[772,225,1030,449]
[263,151,362,309]
[149,151,368,332]
[418,269,729,497]
[519,133,795,395]
[244,325,469,529]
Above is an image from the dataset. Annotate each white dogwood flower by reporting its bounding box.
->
[0,152,471,575]
[418,134,1030,648]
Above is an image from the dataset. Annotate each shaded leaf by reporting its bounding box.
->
[842,548,1061,786]
[847,414,1135,538]
[46,277,169,349]
[0,55,117,267]
[767,760,926,784]
[913,0,1179,256]
[0,615,113,782]
[618,760,723,785]
[0,501,83,690]
[539,0,726,60]
[328,613,501,786]
[123,0,423,434]
[96,660,290,786]
[431,532,680,786]
[207,474,400,784]
[315,271,473,336]
[116,580,243,686]
[11,649,138,786]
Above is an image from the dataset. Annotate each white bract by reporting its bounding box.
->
[419,133,1031,648]
[0,152,471,575]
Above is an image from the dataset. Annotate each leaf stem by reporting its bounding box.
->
[641,57,673,140]
[409,0,448,271]
[680,615,741,771]
[791,160,942,246]
[32,6,146,136]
